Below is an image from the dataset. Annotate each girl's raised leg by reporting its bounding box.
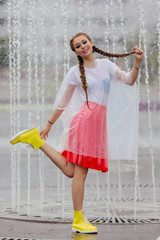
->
[40,143,75,178]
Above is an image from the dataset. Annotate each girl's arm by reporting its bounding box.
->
[40,84,75,140]
[40,109,63,140]
[115,46,143,86]
[130,45,144,85]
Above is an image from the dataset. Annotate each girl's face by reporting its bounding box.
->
[73,35,94,58]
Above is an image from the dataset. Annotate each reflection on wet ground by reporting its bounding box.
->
[72,233,97,240]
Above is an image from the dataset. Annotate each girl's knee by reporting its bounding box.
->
[67,172,74,178]
[65,162,75,178]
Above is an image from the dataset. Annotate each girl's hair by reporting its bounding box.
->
[70,32,138,109]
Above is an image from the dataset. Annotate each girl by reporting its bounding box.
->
[10,32,143,234]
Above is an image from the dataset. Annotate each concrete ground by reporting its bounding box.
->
[0,218,160,240]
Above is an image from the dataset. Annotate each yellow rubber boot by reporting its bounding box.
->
[9,127,45,150]
[72,210,97,234]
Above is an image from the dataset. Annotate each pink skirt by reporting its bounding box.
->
[62,102,108,172]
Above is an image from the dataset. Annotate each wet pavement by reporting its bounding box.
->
[0,218,160,240]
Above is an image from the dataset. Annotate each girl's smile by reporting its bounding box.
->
[82,48,89,54]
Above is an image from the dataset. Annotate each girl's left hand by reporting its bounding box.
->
[133,45,144,62]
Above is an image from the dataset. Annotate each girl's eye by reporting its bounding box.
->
[83,41,87,44]
[75,44,81,49]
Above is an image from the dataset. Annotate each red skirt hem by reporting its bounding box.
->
[62,150,108,173]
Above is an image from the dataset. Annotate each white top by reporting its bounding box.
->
[56,59,132,109]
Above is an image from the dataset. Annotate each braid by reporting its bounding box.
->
[92,46,139,58]
[77,55,91,109]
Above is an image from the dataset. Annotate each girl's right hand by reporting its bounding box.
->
[40,123,52,140]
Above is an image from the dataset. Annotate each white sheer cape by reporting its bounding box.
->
[51,59,139,161]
